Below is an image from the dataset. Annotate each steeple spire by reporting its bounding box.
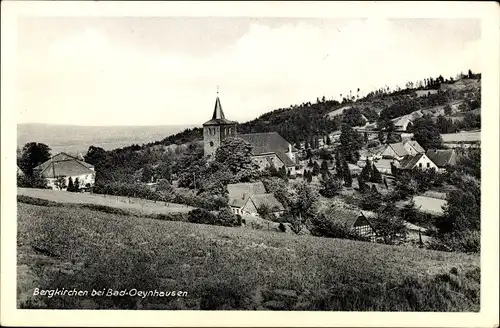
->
[212,87,225,120]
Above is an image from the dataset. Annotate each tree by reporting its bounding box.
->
[339,124,362,163]
[67,177,74,192]
[410,116,444,150]
[371,164,383,183]
[19,142,52,176]
[320,175,343,198]
[342,107,365,127]
[54,176,67,190]
[437,189,480,233]
[373,203,408,244]
[357,175,368,193]
[215,137,260,182]
[444,104,452,115]
[334,151,343,178]
[360,188,382,211]
[377,131,385,144]
[320,160,329,175]
[312,161,320,176]
[342,159,352,187]
[73,177,80,192]
[141,164,154,183]
[289,181,319,221]
[360,160,372,182]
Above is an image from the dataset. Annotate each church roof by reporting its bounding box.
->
[203,96,238,126]
[238,132,298,156]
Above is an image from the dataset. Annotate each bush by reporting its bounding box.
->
[148,213,188,222]
[309,213,370,242]
[17,195,58,207]
[187,208,239,227]
[428,230,480,253]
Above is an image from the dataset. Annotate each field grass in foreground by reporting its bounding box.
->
[17,202,480,311]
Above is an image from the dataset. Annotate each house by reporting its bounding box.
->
[397,153,439,171]
[34,152,96,190]
[202,93,299,175]
[324,207,378,242]
[425,149,458,172]
[393,117,412,131]
[226,182,284,216]
[238,132,298,175]
[380,140,425,160]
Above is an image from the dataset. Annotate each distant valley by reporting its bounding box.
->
[17,123,194,155]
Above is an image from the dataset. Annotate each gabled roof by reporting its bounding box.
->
[248,194,285,212]
[398,153,425,170]
[238,132,297,156]
[405,140,425,153]
[387,142,408,157]
[203,96,238,126]
[275,151,296,167]
[426,149,457,167]
[227,182,267,208]
[34,152,95,178]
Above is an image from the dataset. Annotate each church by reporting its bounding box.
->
[203,94,299,175]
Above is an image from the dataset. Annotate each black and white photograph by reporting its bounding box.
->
[1,1,499,327]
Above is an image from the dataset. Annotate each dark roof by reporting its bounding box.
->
[324,207,373,229]
[387,142,408,157]
[405,140,425,153]
[275,151,296,167]
[238,132,297,156]
[426,149,457,167]
[203,96,238,126]
[398,153,425,170]
[35,152,95,178]
[249,194,285,212]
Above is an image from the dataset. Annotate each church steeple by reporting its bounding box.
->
[203,86,238,159]
[212,96,225,120]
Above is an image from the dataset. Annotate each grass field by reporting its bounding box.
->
[442,131,481,142]
[17,202,480,311]
[18,188,194,215]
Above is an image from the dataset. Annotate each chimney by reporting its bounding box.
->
[288,143,292,154]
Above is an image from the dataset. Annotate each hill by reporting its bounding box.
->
[18,201,480,310]
[17,123,194,155]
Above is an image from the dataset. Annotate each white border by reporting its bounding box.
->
[1,1,498,327]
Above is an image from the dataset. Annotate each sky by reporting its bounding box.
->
[16,16,481,126]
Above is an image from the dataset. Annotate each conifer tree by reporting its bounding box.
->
[312,161,320,176]
[360,160,372,182]
[74,177,80,192]
[371,163,383,183]
[67,177,74,192]
[342,159,352,187]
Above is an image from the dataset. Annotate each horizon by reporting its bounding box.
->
[17,16,481,127]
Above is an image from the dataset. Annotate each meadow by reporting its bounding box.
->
[18,188,194,215]
[18,201,480,311]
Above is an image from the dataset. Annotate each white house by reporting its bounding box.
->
[397,153,439,171]
[227,182,285,217]
[380,140,425,161]
[425,149,458,173]
[34,152,96,190]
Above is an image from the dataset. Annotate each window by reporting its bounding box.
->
[210,141,214,147]
[426,162,430,168]
[419,163,422,168]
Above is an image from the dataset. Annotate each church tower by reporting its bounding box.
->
[203,92,238,160]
